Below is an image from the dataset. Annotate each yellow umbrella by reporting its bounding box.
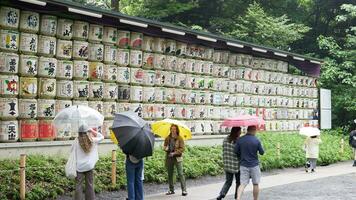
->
[151,119,192,140]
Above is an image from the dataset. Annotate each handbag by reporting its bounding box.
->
[65,139,77,179]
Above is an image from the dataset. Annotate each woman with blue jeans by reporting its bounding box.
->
[126,155,143,200]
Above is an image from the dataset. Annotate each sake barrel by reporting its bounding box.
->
[38,119,55,141]
[103,82,118,101]
[0,98,18,119]
[143,52,154,69]
[169,72,178,87]
[166,88,176,104]
[185,59,195,74]
[205,48,214,61]
[88,81,104,100]
[130,86,143,102]
[130,68,145,85]
[161,70,172,87]
[197,91,206,105]
[72,40,89,60]
[117,85,130,102]
[117,102,130,113]
[180,89,189,104]
[117,48,130,67]
[143,104,155,119]
[19,32,38,54]
[0,52,18,74]
[56,80,73,99]
[176,42,187,57]
[0,120,18,142]
[176,58,187,73]
[188,90,197,104]
[129,103,143,118]
[55,100,72,114]
[155,104,166,119]
[88,101,103,114]
[0,29,19,52]
[57,19,73,39]
[73,80,89,99]
[0,75,18,96]
[103,26,117,45]
[102,120,113,138]
[89,62,104,80]
[165,39,176,55]
[38,57,57,78]
[103,65,118,82]
[19,77,37,98]
[0,7,19,29]
[117,30,130,48]
[55,123,72,140]
[38,78,56,98]
[153,53,166,70]
[104,45,117,64]
[165,104,177,119]
[142,36,154,52]
[19,119,38,141]
[154,87,165,103]
[19,54,38,76]
[177,106,188,119]
[144,70,155,86]
[187,74,197,89]
[72,100,88,107]
[154,70,163,86]
[72,20,89,40]
[187,44,197,58]
[176,73,187,88]
[88,24,103,43]
[19,11,39,33]
[56,39,72,59]
[56,60,73,80]
[117,66,130,84]
[187,105,197,119]
[194,60,203,75]
[129,50,143,68]
[213,50,222,63]
[18,99,37,119]
[201,61,210,75]
[38,35,56,56]
[165,55,177,71]
[153,37,165,53]
[73,60,89,80]
[88,43,104,61]
[40,15,57,36]
[197,76,206,90]
[37,99,55,119]
[103,101,117,119]
[130,32,143,50]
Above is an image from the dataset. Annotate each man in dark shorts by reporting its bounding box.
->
[234,126,264,200]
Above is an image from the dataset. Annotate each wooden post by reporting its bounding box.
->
[277,142,281,160]
[20,154,26,200]
[340,138,344,154]
[111,150,117,187]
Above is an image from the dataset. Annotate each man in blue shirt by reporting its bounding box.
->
[234,126,264,200]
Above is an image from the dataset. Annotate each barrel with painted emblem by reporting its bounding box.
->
[0,98,18,119]
[88,101,104,114]
[19,54,37,77]
[89,81,104,100]
[72,20,89,40]
[194,60,203,74]
[117,102,130,113]
[55,100,72,114]
[165,39,176,55]
[56,60,73,80]
[130,68,145,85]
[89,62,104,80]
[0,120,18,142]
[129,103,143,118]
[130,32,143,50]
[73,60,89,80]
[129,50,143,68]
[188,90,197,104]
[40,15,57,36]
[38,35,56,56]
[117,48,130,67]
[103,82,118,101]
[103,101,117,119]
[176,57,187,73]
[144,70,155,86]
[37,99,55,119]
[0,29,19,52]
[73,80,89,99]
[154,87,165,103]
[38,57,57,78]
[89,24,103,43]
[19,32,38,54]
[88,43,104,61]
[130,86,143,102]
[117,85,130,102]
[103,65,118,82]
[19,77,37,98]
[20,11,39,33]
[102,26,117,45]
[38,119,55,141]
[197,76,206,90]
[38,78,56,98]
[0,52,18,74]
[0,6,19,29]
[73,40,89,60]
[56,19,73,39]
[56,80,73,99]
[142,36,154,52]
[153,53,165,70]
[117,66,130,84]
[143,52,154,69]
[165,55,177,71]
[0,75,18,96]
[19,120,38,141]
[117,30,130,48]
[143,86,155,103]
[165,104,177,119]
[153,37,165,53]
[18,99,37,119]
[197,91,206,105]
[104,45,117,64]
[56,39,72,59]
[176,73,187,88]
[176,42,187,57]
[143,104,155,119]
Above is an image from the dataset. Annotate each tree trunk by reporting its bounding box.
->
[111,0,120,12]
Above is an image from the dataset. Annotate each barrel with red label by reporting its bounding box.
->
[19,119,38,141]
[38,119,55,141]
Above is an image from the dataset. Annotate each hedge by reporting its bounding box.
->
[0,131,352,200]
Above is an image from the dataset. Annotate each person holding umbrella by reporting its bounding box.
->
[216,127,241,200]
[299,126,321,172]
[348,120,356,167]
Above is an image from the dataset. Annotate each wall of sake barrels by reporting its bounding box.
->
[0,6,319,143]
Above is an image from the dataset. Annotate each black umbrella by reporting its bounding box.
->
[112,111,155,159]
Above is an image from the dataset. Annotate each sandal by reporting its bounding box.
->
[182,191,188,196]
[166,191,175,195]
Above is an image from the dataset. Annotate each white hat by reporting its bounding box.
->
[78,123,89,132]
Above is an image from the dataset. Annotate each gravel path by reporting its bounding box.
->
[224,173,356,200]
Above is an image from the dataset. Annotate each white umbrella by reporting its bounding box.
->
[299,127,320,137]
[53,105,104,132]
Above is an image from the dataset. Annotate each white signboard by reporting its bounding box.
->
[320,88,332,129]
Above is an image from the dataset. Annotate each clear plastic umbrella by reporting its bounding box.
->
[299,127,320,137]
[53,105,104,133]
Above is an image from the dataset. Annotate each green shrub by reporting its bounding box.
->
[0,131,352,200]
